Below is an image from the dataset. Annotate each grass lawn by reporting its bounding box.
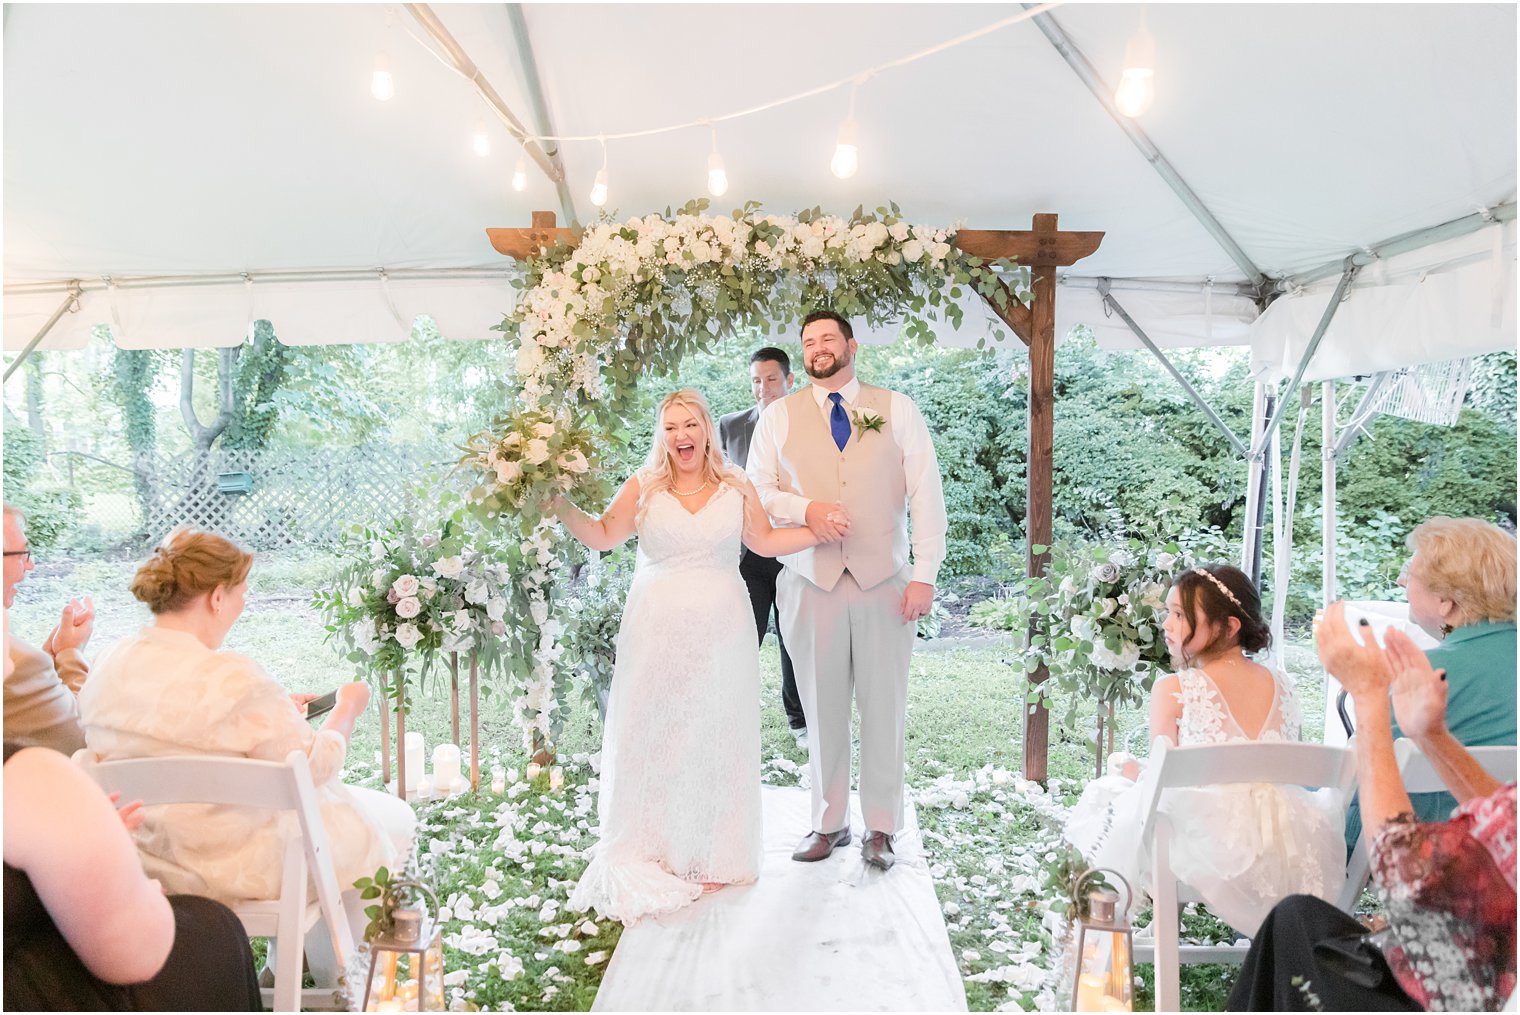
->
[9,549,1330,1012]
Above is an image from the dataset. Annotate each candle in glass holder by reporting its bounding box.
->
[376,1000,403,1013]
[525,762,542,781]
[404,732,425,792]
[432,743,461,794]
[416,776,432,800]
[549,765,564,790]
[491,765,507,794]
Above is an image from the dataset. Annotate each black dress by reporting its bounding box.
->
[3,745,262,1011]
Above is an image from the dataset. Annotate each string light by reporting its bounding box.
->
[1114,10,1155,118]
[371,8,395,102]
[371,52,395,101]
[512,156,528,192]
[472,120,491,157]
[589,138,609,207]
[705,127,728,197]
[830,84,861,180]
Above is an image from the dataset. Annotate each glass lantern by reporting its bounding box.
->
[361,879,447,1013]
[1070,868,1134,1012]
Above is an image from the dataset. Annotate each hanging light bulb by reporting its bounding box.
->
[830,117,859,179]
[589,169,609,207]
[707,152,729,197]
[472,121,491,158]
[511,156,528,192]
[705,127,728,197]
[1114,26,1155,117]
[371,52,395,101]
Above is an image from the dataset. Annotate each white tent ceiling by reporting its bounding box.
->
[4,3,1515,372]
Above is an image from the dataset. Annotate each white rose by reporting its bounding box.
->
[930,241,952,261]
[1099,597,1118,618]
[394,622,422,650]
[352,622,380,655]
[396,596,422,619]
[1058,575,1076,595]
[432,556,465,580]
[1091,639,1141,671]
[902,239,924,262]
[525,439,550,465]
[529,598,550,626]
[485,597,506,622]
[392,574,420,598]
[347,586,364,608]
[800,237,826,259]
[465,580,489,605]
[1090,563,1121,584]
[1153,551,1178,571]
[557,449,589,474]
[495,460,522,485]
[501,431,523,450]
[371,568,389,592]
[889,221,910,242]
[1070,615,1097,643]
[368,541,386,562]
[533,421,556,438]
[515,341,544,376]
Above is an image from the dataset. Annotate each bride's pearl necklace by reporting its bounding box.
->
[671,478,711,497]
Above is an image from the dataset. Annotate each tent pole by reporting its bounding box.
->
[1097,281,1247,455]
[1322,381,1337,606]
[3,284,81,382]
[1022,4,1268,294]
[504,3,581,227]
[1254,259,1360,455]
[1288,201,1516,290]
[1331,371,1396,460]
[1240,382,1268,580]
[403,4,576,224]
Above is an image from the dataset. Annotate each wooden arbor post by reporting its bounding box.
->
[956,214,1103,782]
[486,211,1103,784]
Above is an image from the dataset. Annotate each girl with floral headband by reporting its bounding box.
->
[1063,563,1346,938]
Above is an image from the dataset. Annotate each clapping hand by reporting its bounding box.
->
[1314,601,1391,701]
[1385,627,1449,740]
[45,596,95,657]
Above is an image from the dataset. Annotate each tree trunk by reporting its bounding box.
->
[24,358,45,440]
[179,347,240,531]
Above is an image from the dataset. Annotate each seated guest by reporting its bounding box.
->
[4,739,262,1010]
[1343,516,1517,848]
[1065,565,1344,937]
[4,503,95,754]
[78,526,414,908]
[1230,602,1516,1012]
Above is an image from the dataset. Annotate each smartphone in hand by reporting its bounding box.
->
[305,689,340,721]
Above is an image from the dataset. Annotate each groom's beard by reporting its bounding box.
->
[805,348,851,380]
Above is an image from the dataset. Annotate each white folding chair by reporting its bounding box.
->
[75,749,355,1013]
[1338,738,1518,912]
[1130,740,1359,1013]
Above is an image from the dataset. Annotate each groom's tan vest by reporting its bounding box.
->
[775,383,908,592]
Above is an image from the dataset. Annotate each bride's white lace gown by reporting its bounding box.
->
[568,476,762,924]
[1064,667,1344,937]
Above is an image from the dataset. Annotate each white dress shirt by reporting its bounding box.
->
[747,376,948,586]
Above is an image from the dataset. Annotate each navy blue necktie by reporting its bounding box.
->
[828,392,850,451]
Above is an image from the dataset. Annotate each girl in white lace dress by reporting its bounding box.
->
[552,390,846,924]
[1064,565,1344,937]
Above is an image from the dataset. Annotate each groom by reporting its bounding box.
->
[747,310,946,871]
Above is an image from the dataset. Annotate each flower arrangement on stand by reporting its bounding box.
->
[458,197,1026,753]
[1004,537,1189,775]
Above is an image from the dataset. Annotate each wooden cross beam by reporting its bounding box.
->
[486,211,1103,784]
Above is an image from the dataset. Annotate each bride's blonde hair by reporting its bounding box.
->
[638,389,742,521]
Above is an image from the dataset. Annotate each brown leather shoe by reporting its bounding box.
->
[862,831,896,870]
[791,827,851,862]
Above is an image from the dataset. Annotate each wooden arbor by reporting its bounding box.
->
[488,212,1103,782]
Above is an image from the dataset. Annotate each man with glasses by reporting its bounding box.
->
[4,504,94,753]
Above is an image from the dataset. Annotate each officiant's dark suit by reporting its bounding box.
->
[720,350,807,738]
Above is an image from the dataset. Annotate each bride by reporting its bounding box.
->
[551,389,846,924]
[1064,564,1344,937]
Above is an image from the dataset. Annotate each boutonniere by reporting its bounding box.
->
[851,410,886,436]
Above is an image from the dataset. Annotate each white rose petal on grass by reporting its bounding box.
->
[555,939,583,954]
[443,970,469,987]
[962,950,982,964]
[480,879,502,901]
[584,950,608,966]
[578,920,598,936]
[495,952,525,979]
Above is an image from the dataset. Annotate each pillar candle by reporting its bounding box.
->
[549,765,564,790]
[525,762,542,781]
[432,743,461,793]
[404,732,425,793]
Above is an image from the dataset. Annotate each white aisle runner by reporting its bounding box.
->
[591,786,967,1012]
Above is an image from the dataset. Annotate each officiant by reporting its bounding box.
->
[719,347,808,749]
